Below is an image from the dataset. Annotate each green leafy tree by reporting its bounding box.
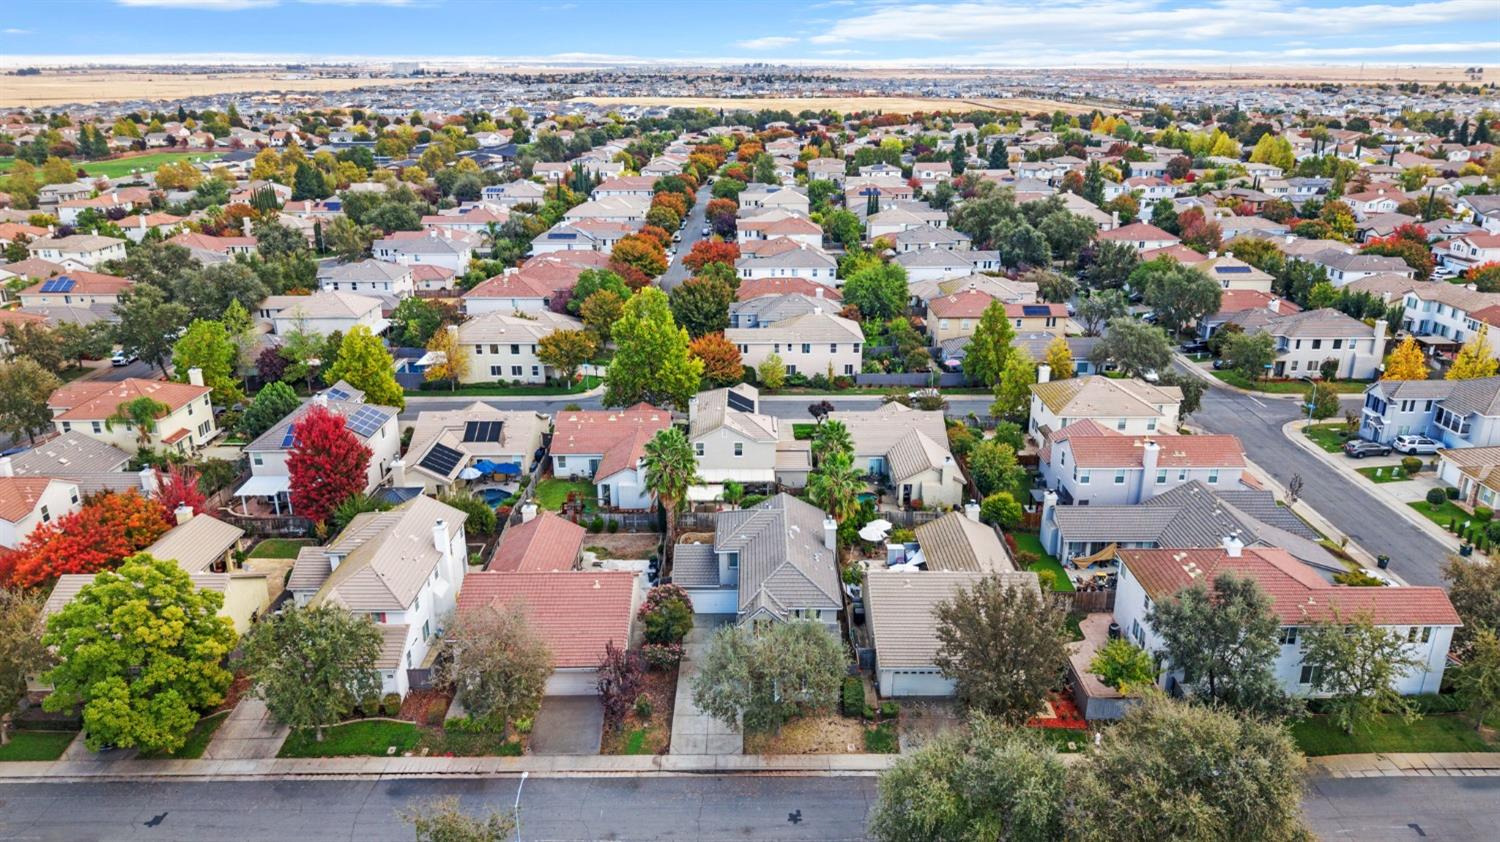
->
[1455,627,1500,733]
[173,318,245,407]
[842,262,908,321]
[967,437,1025,498]
[811,419,853,462]
[435,604,553,736]
[1147,573,1295,715]
[324,216,375,263]
[0,358,61,445]
[1079,240,1140,290]
[822,209,863,250]
[322,324,405,410]
[1301,610,1425,735]
[1089,317,1172,379]
[962,301,1017,387]
[934,574,1066,725]
[668,275,733,339]
[757,352,786,391]
[402,797,515,842]
[536,328,597,384]
[1443,554,1500,652]
[388,296,446,348]
[6,323,64,372]
[239,381,301,438]
[642,427,700,551]
[53,322,115,369]
[1136,258,1222,336]
[807,450,864,529]
[978,491,1023,529]
[691,620,845,734]
[1068,693,1311,842]
[868,717,1066,842]
[603,287,703,411]
[990,351,1036,423]
[1037,211,1097,263]
[113,284,191,376]
[1089,638,1156,693]
[1074,289,1128,337]
[239,605,382,742]
[579,290,625,344]
[1221,330,1277,381]
[1307,381,1341,420]
[42,555,237,754]
[0,588,51,745]
[568,269,632,315]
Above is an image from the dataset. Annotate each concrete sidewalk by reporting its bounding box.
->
[1309,752,1500,778]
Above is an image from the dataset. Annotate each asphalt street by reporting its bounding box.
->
[657,181,715,293]
[1,774,1495,841]
[1187,383,1452,587]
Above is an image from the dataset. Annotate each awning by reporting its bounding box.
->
[474,460,522,475]
[235,475,290,497]
[687,483,724,502]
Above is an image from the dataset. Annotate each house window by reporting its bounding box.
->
[1114,470,1125,485]
[61,422,70,432]
[413,594,420,612]
[422,620,430,641]
[1078,470,1090,485]
[490,365,502,377]
[1299,664,1323,685]
[829,343,838,353]
[557,456,567,468]
[69,490,78,505]
[726,552,739,570]
[1208,469,1220,484]
[801,343,811,354]
[474,345,483,355]
[1279,627,1298,645]
[1146,418,1157,431]
[694,442,704,457]
[1421,626,1432,643]
[39,505,49,523]
[1116,418,1127,431]
[734,442,743,457]
[511,366,522,377]
[1156,470,1167,484]
[92,421,102,434]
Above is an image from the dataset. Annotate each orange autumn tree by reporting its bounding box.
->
[2,490,171,588]
[689,332,744,388]
[638,224,673,251]
[684,239,740,273]
[609,234,668,282]
[651,190,687,219]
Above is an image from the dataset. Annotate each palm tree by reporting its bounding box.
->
[642,427,700,557]
[810,419,852,467]
[480,220,506,258]
[806,449,864,529]
[105,396,170,451]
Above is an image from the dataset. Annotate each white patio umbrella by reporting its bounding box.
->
[858,518,894,542]
[457,467,482,481]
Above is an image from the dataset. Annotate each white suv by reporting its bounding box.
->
[1393,434,1439,455]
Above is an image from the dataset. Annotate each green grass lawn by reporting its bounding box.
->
[1213,370,1370,394]
[792,423,816,440]
[141,711,228,759]
[1291,714,1496,756]
[406,375,600,398]
[1011,532,1076,593]
[534,478,596,511]
[278,720,421,758]
[1032,726,1088,753]
[1304,423,1355,453]
[0,730,76,761]
[622,728,649,755]
[1408,499,1470,530]
[248,538,313,558]
[1356,465,1412,484]
[0,151,228,178]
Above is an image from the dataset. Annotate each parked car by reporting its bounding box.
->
[1180,339,1209,354]
[701,226,711,237]
[110,350,136,367]
[1393,434,1440,455]
[1212,357,1230,370]
[1343,439,1393,458]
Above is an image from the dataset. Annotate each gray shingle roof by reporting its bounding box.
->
[705,493,841,619]
[866,570,1039,668]
[670,543,720,589]
[912,512,1014,573]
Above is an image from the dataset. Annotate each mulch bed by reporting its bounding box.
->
[1028,693,1089,731]
[401,688,453,725]
[600,666,677,755]
[211,672,252,714]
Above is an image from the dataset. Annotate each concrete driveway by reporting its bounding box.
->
[203,698,288,761]
[670,617,743,756]
[529,696,603,755]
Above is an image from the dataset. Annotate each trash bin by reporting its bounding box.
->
[1377,555,1390,569]
[1460,544,1474,557]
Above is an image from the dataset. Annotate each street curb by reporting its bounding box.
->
[1171,352,1303,401]
[1280,418,1459,562]
[1307,752,1500,778]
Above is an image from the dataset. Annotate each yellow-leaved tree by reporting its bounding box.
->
[1447,324,1499,381]
[1043,336,1075,380]
[1382,335,1428,381]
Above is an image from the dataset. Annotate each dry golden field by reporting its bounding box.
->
[1169,65,1495,87]
[565,95,1102,115]
[0,72,426,107]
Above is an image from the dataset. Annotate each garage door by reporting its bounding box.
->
[685,587,738,615]
[883,668,955,698]
[545,669,599,696]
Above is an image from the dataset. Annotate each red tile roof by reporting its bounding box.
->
[48,378,210,421]
[487,511,585,573]
[169,231,256,251]
[1216,290,1301,317]
[1065,434,1246,469]
[20,270,132,297]
[1140,243,1208,264]
[550,404,672,480]
[1099,221,1180,244]
[456,571,636,667]
[1121,546,1461,626]
[0,477,57,522]
[927,288,995,318]
[737,277,842,302]
[1038,418,1112,463]
[463,271,556,300]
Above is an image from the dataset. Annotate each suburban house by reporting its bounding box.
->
[687,385,807,495]
[257,292,388,337]
[1097,222,1179,252]
[670,493,843,628]
[1436,445,1500,509]
[829,402,966,508]
[139,512,267,633]
[486,509,585,573]
[1202,253,1275,292]
[236,389,400,516]
[727,311,863,378]
[866,569,1040,697]
[1311,250,1415,287]
[45,563,267,639]
[48,377,215,455]
[1115,542,1459,698]
[0,474,81,550]
[455,310,585,384]
[26,234,127,269]
[1028,375,1182,442]
[455,569,637,695]
[1436,232,1500,273]
[1038,422,1247,506]
[17,271,131,310]
[1347,274,1500,359]
[550,404,672,510]
[737,214,823,248]
[400,404,548,493]
[288,496,470,697]
[1359,376,1500,448]
[316,260,415,306]
[735,242,838,283]
[1198,290,1302,338]
[7,433,149,497]
[372,230,475,272]
[729,291,838,328]
[461,270,561,315]
[739,184,811,216]
[891,224,970,253]
[1221,309,1388,380]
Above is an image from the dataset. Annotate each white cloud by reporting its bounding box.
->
[3,28,31,34]
[116,0,277,8]
[735,36,800,50]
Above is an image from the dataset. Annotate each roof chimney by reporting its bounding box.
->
[0,457,13,479]
[389,458,406,487]
[823,515,838,551]
[964,500,981,523]
[173,503,194,526]
[1222,533,1244,558]
[311,392,329,407]
[187,367,204,387]
[1207,249,1218,259]
[433,518,449,555]
[1037,363,1052,384]
[1140,440,1161,501]
[521,502,537,523]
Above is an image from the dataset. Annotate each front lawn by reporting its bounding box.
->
[1304,423,1355,453]
[278,720,421,758]
[792,423,816,441]
[1213,371,1370,394]
[534,478,596,511]
[601,666,676,755]
[0,730,75,761]
[248,538,313,559]
[1408,499,1470,529]
[1291,714,1496,756]
[1011,532,1076,593]
[405,375,600,398]
[1356,465,1412,484]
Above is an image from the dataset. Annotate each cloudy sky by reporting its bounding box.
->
[2,0,1498,67]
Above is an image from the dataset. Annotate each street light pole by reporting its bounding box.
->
[514,771,528,842]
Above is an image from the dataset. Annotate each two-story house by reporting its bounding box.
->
[316,259,415,307]
[671,493,843,627]
[1115,542,1458,698]
[288,496,469,697]
[1039,422,1246,506]
[1359,376,1500,448]
[455,310,584,385]
[687,385,802,493]
[17,271,131,311]
[26,234,127,270]
[734,242,839,284]
[1222,309,1388,380]
[0,470,81,550]
[258,292,388,337]
[48,376,215,455]
[1097,222,1179,252]
[400,404,547,493]
[1028,375,1182,443]
[727,311,863,378]
[829,402,967,508]
[550,404,672,510]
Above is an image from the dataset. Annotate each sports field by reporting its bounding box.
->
[0,150,225,177]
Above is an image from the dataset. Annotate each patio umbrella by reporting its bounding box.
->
[858,518,894,542]
[457,467,482,481]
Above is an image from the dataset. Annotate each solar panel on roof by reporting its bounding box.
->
[725,391,755,413]
[1021,305,1052,317]
[344,406,387,439]
[463,420,502,442]
[1217,266,1252,274]
[419,443,463,476]
[280,427,298,449]
[40,277,76,293]
[325,387,352,401]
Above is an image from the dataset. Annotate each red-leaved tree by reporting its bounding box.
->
[683,239,740,273]
[2,490,171,587]
[154,463,208,520]
[287,405,371,525]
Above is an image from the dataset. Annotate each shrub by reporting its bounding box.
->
[862,704,877,721]
[1426,488,1448,507]
[607,519,620,533]
[879,700,900,719]
[360,695,381,717]
[514,716,533,734]
[841,676,864,717]
[634,694,653,720]
[1486,520,1500,544]
[425,699,448,726]
[1400,456,1423,475]
[1034,569,1058,591]
[1476,506,1494,523]
[641,642,684,671]
[1333,568,1386,586]
[588,516,604,533]
[1447,486,1461,500]
[382,693,402,717]
[1014,549,1040,566]
[638,584,695,645]
[888,528,915,544]
[1089,638,1157,693]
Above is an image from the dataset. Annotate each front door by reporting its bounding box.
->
[901,484,912,505]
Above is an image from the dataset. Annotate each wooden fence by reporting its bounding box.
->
[1068,589,1116,614]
